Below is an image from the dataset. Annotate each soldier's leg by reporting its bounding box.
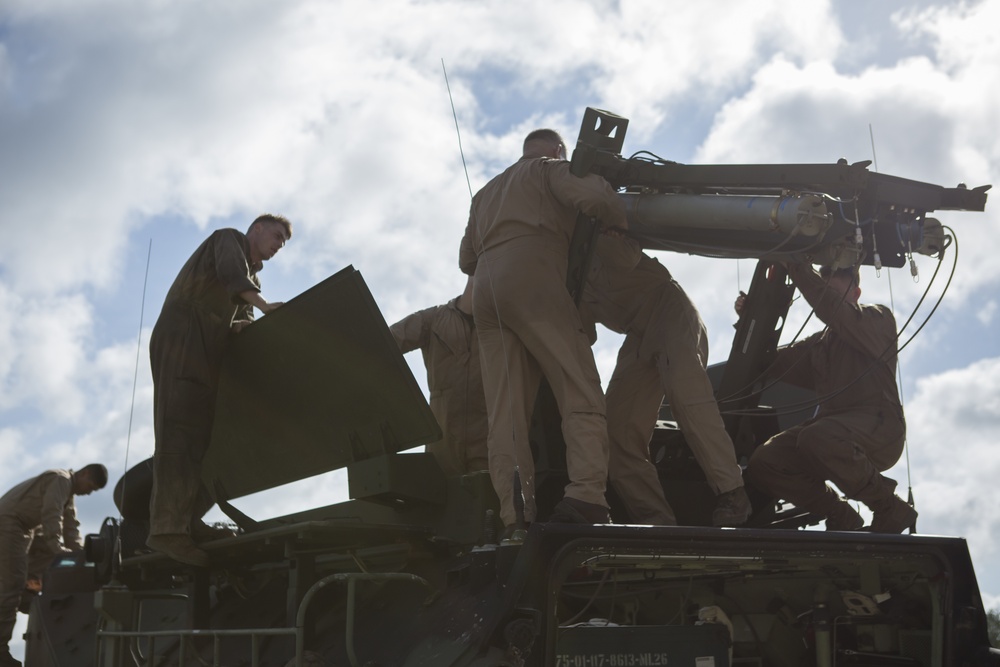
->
[822,412,912,532]
[606,335,676,525]
[514,295,608,510]
[655,281,744,495]
[486,241,609,513]
[0,521,29,656]
[149,452,205,537]
[474,272,538,527]
[747,423,865,529]
[750,420,869,513]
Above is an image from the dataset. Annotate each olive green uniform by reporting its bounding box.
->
[390,297,488,475]
[0,470,81,655]
[746,263,906,516]
[459,157,626,526]
[148,229,260,539]
[582,240,744,524]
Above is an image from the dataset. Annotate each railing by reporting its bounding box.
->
[96,572,432,667]
[97,627,296,667]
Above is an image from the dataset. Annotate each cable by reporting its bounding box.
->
[885,259,912,492]
[721,238,954,418]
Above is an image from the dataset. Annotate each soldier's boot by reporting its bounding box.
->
[549,497,611,524]
[712,486,752,527]
[825,500,864,531]
[868,496,918,533]
[854,474,917,534]
[191,521,238,543]
[146,534,210,567]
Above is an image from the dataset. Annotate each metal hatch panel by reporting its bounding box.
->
[202,265,440,501]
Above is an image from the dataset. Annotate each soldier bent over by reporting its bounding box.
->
[147,214,291,566]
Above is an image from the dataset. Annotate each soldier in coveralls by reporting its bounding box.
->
[147,214,291,566]
[743,263,915,533]
[390,277,489,476]
[459,129,628,532]
[582,237,752,527]
[0,465,107,667]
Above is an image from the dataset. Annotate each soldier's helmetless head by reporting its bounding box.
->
[820,265,861,303]
[523,129,567,160]
[248,214,293,262]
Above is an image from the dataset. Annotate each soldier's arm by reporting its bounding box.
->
[238,289,282,315]
[787,262,895,360]
[39,474,74,555]
[547,161,628,231]
[61,497,83,551]
[390,306,438,353]
[768,335,819,390]
[459,203,480,276]
[215,230,260,298]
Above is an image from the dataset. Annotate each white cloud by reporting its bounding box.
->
[693,4,1000,307]
[887,357,1000,583]
[0,288,93,417]
[977,300,997,326]
[1,0,999,633]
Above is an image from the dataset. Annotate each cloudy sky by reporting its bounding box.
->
[2,0,999,655]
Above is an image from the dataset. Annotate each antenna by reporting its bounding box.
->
[868,123,879,173]
[441,59,525,533]
[869,123,914,511]
[442,59,474,200]
[120,238,152,520]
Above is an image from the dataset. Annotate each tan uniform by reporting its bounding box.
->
[149,229,260,538]
[746,262,906,515]
[582,241,743,524]
[390,297,488,475]
[459,156,626,526]
[0,470,81,652]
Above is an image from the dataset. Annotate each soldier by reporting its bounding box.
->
[742,262,915,532]
[459,129,627,531]
[147,214,291,567]
[582,238,752,526]
[390,276,488,475]
[0,464,107,667]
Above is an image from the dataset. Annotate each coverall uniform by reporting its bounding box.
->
[148,229,260,540]
[582,241,744,524]
[459,156,627,527]
[390,297,489,475]
[0,470,82,657]
[746,263,906,523]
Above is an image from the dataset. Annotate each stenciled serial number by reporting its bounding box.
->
[555,653,672,667]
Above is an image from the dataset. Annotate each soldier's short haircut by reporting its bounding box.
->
[523,128,564,150]
[80,463,109,489]
[249,214,293,239]
[820,265,860,288]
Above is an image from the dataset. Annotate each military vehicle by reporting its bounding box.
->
[21,108,995,667]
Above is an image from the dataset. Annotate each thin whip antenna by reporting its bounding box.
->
[442,59,524,531]
[120,239,152,519]
[870,123,912,495]
[442,60,475,200]
[869,123,879,173]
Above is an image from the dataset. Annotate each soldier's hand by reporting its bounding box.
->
[261,301,285,314]
[734,291,747,316]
